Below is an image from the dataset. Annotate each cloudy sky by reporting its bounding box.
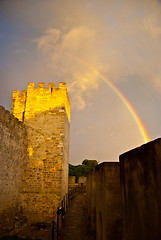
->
[1,0,161,164]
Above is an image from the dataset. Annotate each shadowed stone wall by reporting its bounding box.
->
[87,163,122,240]
[86,168,96,233]
[95,163,121,240]
[69,176,76,185]
[87,139,161,240]
[120,138,161,240]
[78,176,86,185]
[0,106,28,234]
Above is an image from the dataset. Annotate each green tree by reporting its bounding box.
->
[69,159,98,181]
[82,159,98,168]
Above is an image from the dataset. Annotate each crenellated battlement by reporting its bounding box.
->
[11,90,27,122]
[11,82,70,122]
[12,90,27,98]
[26,82,66,90]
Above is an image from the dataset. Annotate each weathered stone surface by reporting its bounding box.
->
[120,138,161,240]
[86,163,122,240]
[86,168,96,233]
[69,176,76,185]
[18,108,70,224]
[0,106,28,235]
[0,82,70,238]
[11,82,70,122]
[95,163,121,240]
[11,83,70,227]
[78,176,86,185]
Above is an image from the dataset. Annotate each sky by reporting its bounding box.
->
[0,0,161,164]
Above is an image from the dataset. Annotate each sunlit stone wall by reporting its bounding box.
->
[10,82,70,225]
[18,108,69,224]
[11,82,70,122]
[0,106,27,235]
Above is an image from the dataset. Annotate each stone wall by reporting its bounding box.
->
[86,168,96,233]
[0,82,70,237]
[69,176,76,185]
[78,176,86,185]
[86,163,122,240]
[120,138,161,240]
[87,139,161,240]
[11,82,70,122]
[10,82,70,226]
[0,106,28,235]
[61,110,70,199]
[16,107,70,225]
[68,176,78,191]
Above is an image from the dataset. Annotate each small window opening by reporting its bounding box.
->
[22,111,25,122]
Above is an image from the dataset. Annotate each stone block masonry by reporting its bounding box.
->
[120,138,161,240]
[86,163,122,240]
[78,176,86,185]
[0,82,70,237]
[95,163,121,240]
[20,107,69,224]
[0,106,28,235]
[12,82,70,226]
[11,82,70,122]
[87,138,161,240]
[86,168,96,233]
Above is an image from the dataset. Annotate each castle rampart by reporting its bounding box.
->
[86,138,161,240]
[120,138,161,240]
[87,162,121,240]
[11,82,70,123]
[0,82,70,237]
[19,107,70,224]
[11,82,70,226]
[0,106,28,234]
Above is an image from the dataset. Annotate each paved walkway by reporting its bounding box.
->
[58,193,96,240]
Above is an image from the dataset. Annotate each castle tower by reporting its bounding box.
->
[11,82,70,224]
[11,82,70,123]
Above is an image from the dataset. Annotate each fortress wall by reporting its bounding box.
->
[10,82,70,226]
[19,107,69,225]
[68,176,78,191]
[61,110,70,199]
[0,106,27,234]
[11,90,27,122]
[86,168,96,233]
[87,139,161,240]
[78,176,86,185]
[86,163,122,240]
[69,176,76,185]
[11,82,70,123]
[120,138,161,240]
[0,82,70,238]
[95,163,121,240]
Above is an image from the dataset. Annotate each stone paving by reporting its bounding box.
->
[58,193,96,240]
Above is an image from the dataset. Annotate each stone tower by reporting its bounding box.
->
[11,82,70,224]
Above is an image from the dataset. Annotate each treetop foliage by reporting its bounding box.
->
[82,159,98,167]
[69,159,98,180]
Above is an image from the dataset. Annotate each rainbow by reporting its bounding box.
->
[89,67,150,143]
[60,51,150,142]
